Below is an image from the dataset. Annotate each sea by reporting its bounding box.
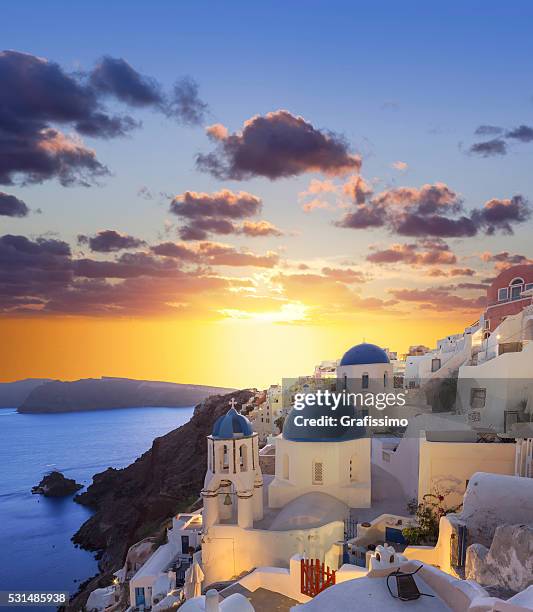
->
[0,406,194,601]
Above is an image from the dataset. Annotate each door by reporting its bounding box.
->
[135,587,145,607]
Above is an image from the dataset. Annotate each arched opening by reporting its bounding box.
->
[312,459,324,484]
[282,453,289,480]
[510,277,525,301]
[362,373,369,389]
[239,444,248,471]
[220,444,230,473]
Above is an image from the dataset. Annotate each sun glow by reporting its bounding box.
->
[218,302,310,323]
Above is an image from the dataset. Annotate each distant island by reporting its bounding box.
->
[10,377,234,413]
[0,378,52,408]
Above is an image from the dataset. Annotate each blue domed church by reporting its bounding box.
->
[267,343,388,509]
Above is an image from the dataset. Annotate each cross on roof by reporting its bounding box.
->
[229,397,238,409]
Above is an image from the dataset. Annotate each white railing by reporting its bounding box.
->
[515,438,533,478]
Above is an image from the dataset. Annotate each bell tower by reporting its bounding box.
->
[202,403,263,531]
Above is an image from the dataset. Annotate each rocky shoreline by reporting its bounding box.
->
[68,389,254,609]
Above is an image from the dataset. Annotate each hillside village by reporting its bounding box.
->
[84,264,533,612]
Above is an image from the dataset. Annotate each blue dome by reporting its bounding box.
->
[212,407,254,439]
[340,343,389,366]
[282,395,367,442]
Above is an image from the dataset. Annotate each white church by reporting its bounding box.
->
[200,343,393,585]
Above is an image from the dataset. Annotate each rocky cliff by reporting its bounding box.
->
[18,377,234,413]
[72,389,254,574]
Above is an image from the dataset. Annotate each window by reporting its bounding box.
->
[470,388,486,409]
[181,535,190,555]
[383,372,388,388]
[313,460,323,484]
[221,444,230,472]
[239,444,248,471]
[498,287,508,301]
[511,284,523,300]
[525,283,533,292]
[431,358,441,373]
[362,374,369,389]
[484,319,490,329]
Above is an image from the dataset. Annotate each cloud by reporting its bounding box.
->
[469,139,507,157]
[367,239,457,266]
[474,125,503,136]
[0,192,29,217]
[151,240,279,268]
[480,250,533,271]
[169,189,281,240]
[0,50,207,187]
[241,220,283,237]
[337,181,530,238]
[506,125,533,143]
[206,123,229,141]
[196,110,360,180]
[90,56,164,106]
[77,230,146,252]
[165,77,208,126]
[389,287,486,311]
[342,175,373,205]
[321,267,366,283]
[472,195,531,234]
[391,161,408,171]
[0,233,280,316]
[468,124,533,156]
[170,189,261,219]
[301,199,332,213]
[0,234,73,311]
[90,57,207,126]
[73,252,180,278]
[199,243,279,268]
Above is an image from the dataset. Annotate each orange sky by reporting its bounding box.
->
[0,309,475,389]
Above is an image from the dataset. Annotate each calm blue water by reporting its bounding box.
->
[0,407,194,597]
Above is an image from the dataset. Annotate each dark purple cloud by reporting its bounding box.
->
[169,189,282,240]
[472,195,531,234]
[337,182,530,238]
[469,138,507,157]
[0,192,29,217]
[197,110,360,180]
[73,252,180,279]
[78,230,146,252]
[90,57,207,125]
[170,190,261,219]
[0,50,207,187]
[506,125,533,143]
[90,56,163,106]
[0,233,279,315]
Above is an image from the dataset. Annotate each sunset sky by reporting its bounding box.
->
[1,1,533,388]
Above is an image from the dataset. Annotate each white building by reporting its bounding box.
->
[404,323,482,389]
[129,513,203,609]
[457,304,533,433]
